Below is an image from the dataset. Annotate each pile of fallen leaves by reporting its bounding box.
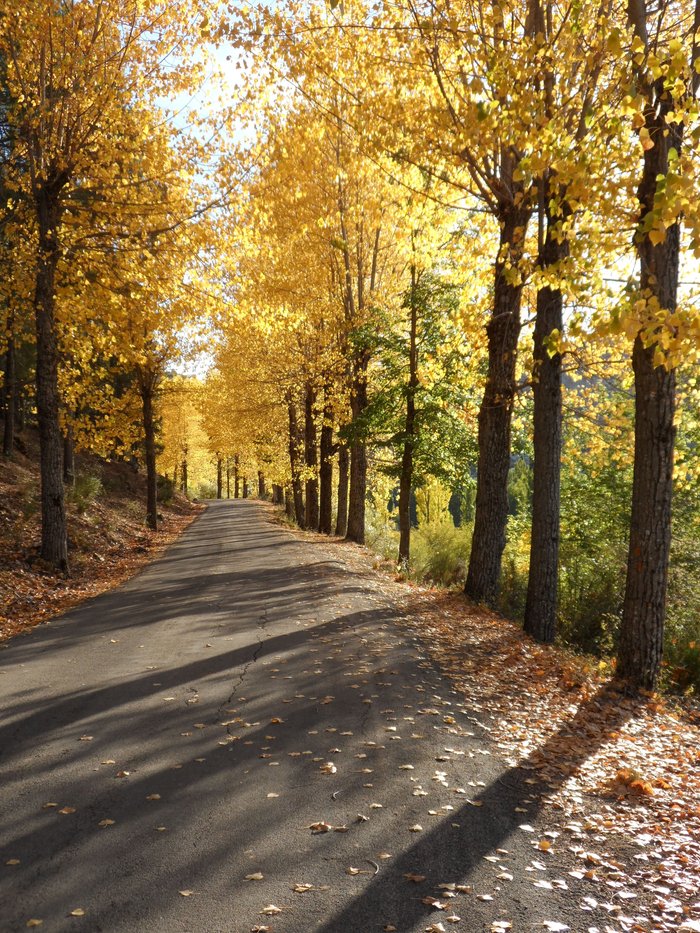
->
[0,434,203,643]
[398,589,700,926]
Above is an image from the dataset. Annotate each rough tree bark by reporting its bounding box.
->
[346,352,369,544]
[524,193,569,643]
[35,183,69,571]
[62,423,75,487]
[287,395,305,527]
[3,335,15,458]
[398,265,418,565]
[285,487,295,519]
[319,388,334,535]
[465,209,528,605]
[181,452,188,497]
[304,381,319,529]
[258,471,265,498]
[217,456,223,499]
[617,2,687,689]
[138,368,159,531]
[234,455,240,499]
[335,443,349,537]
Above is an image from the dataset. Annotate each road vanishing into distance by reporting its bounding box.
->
[1,500,617,932]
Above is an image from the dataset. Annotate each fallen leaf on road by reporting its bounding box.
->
[146,794,161,801]
[260,905,282,915]
[6,859,20,866]
[245,872,264,881]
[403,873,426,883]
[292,884,313,893]
[309,821,332,833]
[26,922,42,928]
[58,807,76,815]
[178,890,193,897]
[422,897,447,909]
[69,909,85,917]
[410,824,423,832]
[97,819,115,828]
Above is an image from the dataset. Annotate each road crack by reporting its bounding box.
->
[214,609,269,739]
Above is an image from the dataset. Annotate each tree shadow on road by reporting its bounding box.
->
[315,682,637,933]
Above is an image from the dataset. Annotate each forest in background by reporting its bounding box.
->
[1,0,700,693]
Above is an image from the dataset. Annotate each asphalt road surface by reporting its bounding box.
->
[1,500,609,933]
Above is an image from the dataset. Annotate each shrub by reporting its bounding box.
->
[410,520,471,586]
[67,473,102,514]
[157,474,174,504]
[195,480,217,499]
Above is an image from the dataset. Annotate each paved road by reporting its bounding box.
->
[1,500,604,933]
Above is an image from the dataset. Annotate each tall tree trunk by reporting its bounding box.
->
[258,471,265,498]
[217,456,223,499]
[181,452,188,497]
[226,460,230,498]
[285,487,295,519]
[63,423,75,487]
[398,265,419,565]
[319,389,334,535]
[272,483,284,505]
[287,396,305,526]
[304,381,319,529]
[465,211,527,605]
[524,197,568,643]
[234,455,240,498]
[618,338,676,689]
[617,37,684,689]
[346,353,369,543]
[34,187,68,571]
[335,443,349,536]
[139,373,158,532]
[243,477,249,498]
[16,388,25,432]
[3,334,15,458]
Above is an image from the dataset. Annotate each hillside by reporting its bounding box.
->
[0,431,202,643]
